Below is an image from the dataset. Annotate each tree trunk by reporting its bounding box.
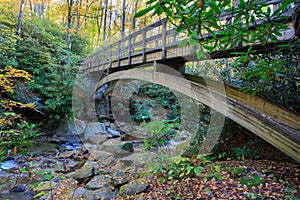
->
[121,0,126,38]
[47,0,51,19]
[74,0,81,33]
[96,1,104,45]
[67,0,73,66]
[293,1,300,37]
[34,3,40,17]
[108,0,112,39]
[132,0,138,30]
[29,0,33,12]
[17,0,25,40]
[40,1,46,18]
[103,0,108,41]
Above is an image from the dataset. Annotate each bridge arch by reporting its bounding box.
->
[96,68,300,162]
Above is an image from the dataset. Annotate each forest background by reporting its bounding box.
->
[0,0,299,159]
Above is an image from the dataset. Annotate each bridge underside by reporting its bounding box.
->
[95,70,300,162]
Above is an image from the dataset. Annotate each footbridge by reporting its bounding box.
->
[81,1,300,162]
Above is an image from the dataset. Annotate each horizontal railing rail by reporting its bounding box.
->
[82,0,294,73]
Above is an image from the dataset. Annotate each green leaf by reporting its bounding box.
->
[44,174,53,179]
[194,167,201,175]
[197,49,207,59]
[215,165,220,172]
[281,0,296,9]
[134,4,157,18]
[146,0,157,4]
[21,168,28,172]
[202,43,214,52]
[34,191,45,198]
[155,6,164,15]
[178,39,188,47]
[165,7,173,17]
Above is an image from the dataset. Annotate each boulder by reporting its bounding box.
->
[84,187,115,200]
[102,156,116,166]
[10,184,26,192]
[109,123,117,131]
[107,128,121,137]
[119,153,155,171]
[65,160,79,170]
[129,130,149,140]
[85,134,109,145]
[33,181,58,192]
[57,119,86,136]
[72,187,87,199]
[74,119,87,135]
[112,171,129,187]
[84,143,98,151]
[89,150,116,166]
[58,150,75,158]
[84,122,107,139]
[1,185,34,200]
[86,175,111,190]
[100,123,107,133]
[100,140,134,157]
[119,180,149,197]
[66,161,99,180]
[54,161,65,172]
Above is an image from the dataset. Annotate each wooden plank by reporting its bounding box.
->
[117,41,121,67]
[128,36,132,65]
[130,27,145,38]
[146,33,163,44]
[102,48,105,70]
[131,41,143,50]
[162,18,167,59]
[146,20,163,31]
[142,28,147,63]
[109,45,112,68]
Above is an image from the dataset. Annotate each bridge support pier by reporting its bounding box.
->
[154,60,185,75]
[83,71,109,120]
[86,72,103,89]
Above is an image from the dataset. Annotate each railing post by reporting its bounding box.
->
[102,48,105,70]
[109,44,112,68]
[142,28,147,63]
[162,18,167,59]
[91,54,94,71]
[128,35,132,65]
[86,58,89,73]
[117,41,121,67]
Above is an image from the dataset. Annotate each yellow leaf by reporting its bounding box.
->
[13,146,17,156]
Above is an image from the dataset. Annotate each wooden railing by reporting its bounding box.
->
[82,0,294,73]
